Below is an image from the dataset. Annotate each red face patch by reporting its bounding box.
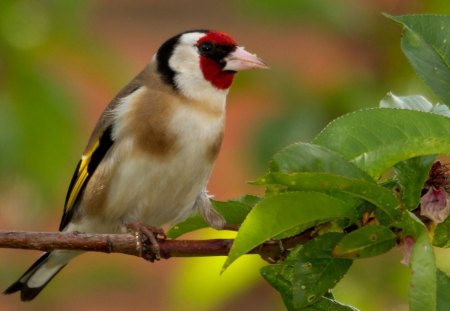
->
[196,31,237,47]
[199,58,235,90]
[197,31,237,90]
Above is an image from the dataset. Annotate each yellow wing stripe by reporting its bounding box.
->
[60,125,114,230]
[65,139,99,212]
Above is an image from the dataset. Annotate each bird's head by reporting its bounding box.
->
[156,30,267,101]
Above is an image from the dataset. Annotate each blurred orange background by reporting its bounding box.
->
[1,1,450,310]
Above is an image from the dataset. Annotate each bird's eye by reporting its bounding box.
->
[198,41,214,54]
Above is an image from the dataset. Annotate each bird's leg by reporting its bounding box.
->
[127,222,167,262]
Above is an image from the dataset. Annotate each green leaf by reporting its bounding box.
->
[403,212,437,311]
[261,244,358,311]
[261,264,296,309]
[388,14,450,105]
[433,214,450,247]
[267,143,372,181]
[292,233,352,308]
[437,269,450,311]
[409,232,436,311]
[263,172,401,224]
[378,93,439,211]
[382,93,440,212]
[394,155,436,211]
[333,225,396,259]
[167,195,260,238]
[313,108,450,178]
[223,192,355,271]
[260,246,300,309]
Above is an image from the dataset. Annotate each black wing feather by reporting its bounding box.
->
[59,125,114,230]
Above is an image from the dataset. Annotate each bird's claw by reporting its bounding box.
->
[127,222,166,262]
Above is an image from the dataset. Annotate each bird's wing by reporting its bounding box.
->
[59,125,114,230]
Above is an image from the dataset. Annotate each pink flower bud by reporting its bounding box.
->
[420,186,450,224]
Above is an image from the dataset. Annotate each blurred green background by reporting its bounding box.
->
[1,1,450,310]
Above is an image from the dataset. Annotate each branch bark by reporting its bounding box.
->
[0,229,314,262]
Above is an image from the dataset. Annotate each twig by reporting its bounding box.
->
[0,229,314,261]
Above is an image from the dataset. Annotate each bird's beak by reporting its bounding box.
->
[223,46,269,71]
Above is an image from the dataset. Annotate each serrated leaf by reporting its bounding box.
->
[264,172,401,224]
[388,14,450,105]
[333,225,396,259]
[168,195,260,238]
[223,192,355,271]
[437,269,450,311]
[267,143,373,181]
[292,233,352,308]
[403,212,437,311]
[313,108,450,179]
[394,155,436,211]
[377,94,437,211]
[261,245,357,310]
[261,249,358,311]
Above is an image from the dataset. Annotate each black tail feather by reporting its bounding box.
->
[4,252,66,301]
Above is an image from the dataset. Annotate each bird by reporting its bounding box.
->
[4,29,267,301]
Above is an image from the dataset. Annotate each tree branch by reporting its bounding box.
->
[0,229,314,262]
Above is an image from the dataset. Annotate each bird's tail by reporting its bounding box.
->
[4,250,77,301]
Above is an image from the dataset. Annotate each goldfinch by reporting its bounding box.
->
[4,29,267,301]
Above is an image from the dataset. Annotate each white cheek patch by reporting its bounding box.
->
[169,32,203,76]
